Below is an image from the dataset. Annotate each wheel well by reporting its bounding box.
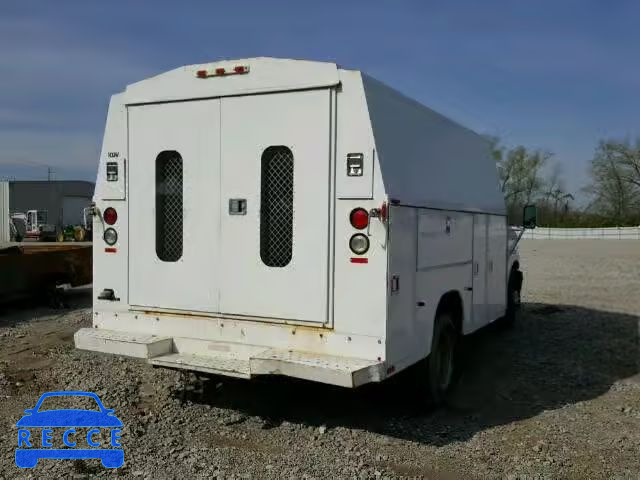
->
[435,290,463,334]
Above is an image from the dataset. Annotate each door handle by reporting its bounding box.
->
[229,198,247,215]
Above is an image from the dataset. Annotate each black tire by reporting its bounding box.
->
[414,311,459,407]
[501,269,523,328]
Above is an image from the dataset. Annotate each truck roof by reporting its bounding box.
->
[118,57,506,215]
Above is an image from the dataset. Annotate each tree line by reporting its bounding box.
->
[489,137,640,227]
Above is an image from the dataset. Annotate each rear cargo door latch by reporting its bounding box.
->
[228,198,247,215]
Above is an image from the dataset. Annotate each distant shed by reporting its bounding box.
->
[9,180,94,227]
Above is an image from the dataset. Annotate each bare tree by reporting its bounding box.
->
[540,162,574,220]
[487,137,551,223]
[587,140,640,224]
[601,139,640,189]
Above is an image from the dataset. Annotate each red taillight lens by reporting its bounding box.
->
[350,208,369,230]
[215,67,226,75]
[196,69,208,78]
[103,207,117,225]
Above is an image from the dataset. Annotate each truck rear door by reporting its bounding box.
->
[128,100,222,312]
[219,90,332,324]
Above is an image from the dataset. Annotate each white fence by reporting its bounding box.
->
[523,226,640,240]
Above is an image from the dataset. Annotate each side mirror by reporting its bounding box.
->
[523,204,537,229]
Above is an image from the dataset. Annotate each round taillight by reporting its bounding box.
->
[103,228,118,246]
[350,208,369,230]
[349,234,370,255]
[103,207,117,225]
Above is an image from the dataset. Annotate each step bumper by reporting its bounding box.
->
[74,328,385,388]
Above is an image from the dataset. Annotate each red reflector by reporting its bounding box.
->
[104,247,117,253]
[196,70,208,78]
[350,257,368,264]
[234,65,246,73]
[380,202,388,222]
[350,208,369,230]
[215,67,226,75]
[103,207,117,225]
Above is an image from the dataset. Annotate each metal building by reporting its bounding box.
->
[8,180,94,228]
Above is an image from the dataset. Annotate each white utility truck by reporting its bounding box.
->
[75,58,535,404]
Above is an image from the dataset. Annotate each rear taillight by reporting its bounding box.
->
[103,228,118,246]
[103,207,117,225]
[349,234,370,255]
[350,208,369,230]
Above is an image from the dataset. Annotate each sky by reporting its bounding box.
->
[1,0,639,196]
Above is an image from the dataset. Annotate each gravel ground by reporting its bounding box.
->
[0,239,639,479]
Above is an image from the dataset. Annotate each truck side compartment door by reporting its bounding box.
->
[486,214,507,321]
[472,214,488,329]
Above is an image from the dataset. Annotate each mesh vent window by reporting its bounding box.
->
[156,151,183,262]
[260,146,294,267]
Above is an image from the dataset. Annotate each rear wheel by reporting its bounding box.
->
[501,269,523,328]
[415,311,459,407]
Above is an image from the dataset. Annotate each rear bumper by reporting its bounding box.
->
[74,327,386,388]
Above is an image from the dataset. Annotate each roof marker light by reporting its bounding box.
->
[196,65,250,78]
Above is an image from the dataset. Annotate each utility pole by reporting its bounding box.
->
[47,166,53,181]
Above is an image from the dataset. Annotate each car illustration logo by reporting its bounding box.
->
[15,391,123,468]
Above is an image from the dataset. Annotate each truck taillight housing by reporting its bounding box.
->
[349,234,369,255]
[103,228,118,246]
[350,208,369,230]
[103,207,117,225]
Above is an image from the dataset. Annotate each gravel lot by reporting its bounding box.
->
[1,239,639,479]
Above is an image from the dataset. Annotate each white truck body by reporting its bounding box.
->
[75,58,516,388]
